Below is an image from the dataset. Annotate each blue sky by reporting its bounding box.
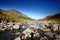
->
[0,0,60,20]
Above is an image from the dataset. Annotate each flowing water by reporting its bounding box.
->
[0,22,45,40]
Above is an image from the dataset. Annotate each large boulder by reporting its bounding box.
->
[13,24,19,29]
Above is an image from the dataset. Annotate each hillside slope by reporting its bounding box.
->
[45,13,60,21]
[39,13,60,23]
[0,9,33,22]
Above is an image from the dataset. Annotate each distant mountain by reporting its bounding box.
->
[45,13,60,20]
[0,9,33,22]
[39,13,60,22]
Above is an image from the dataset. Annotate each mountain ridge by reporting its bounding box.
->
[0,9,33,22]
[39,13,60,23]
